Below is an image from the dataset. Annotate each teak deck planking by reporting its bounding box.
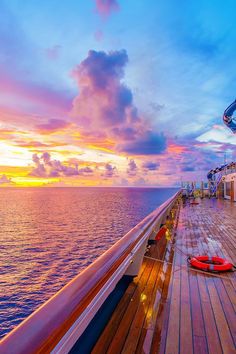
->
[92,198,236,354]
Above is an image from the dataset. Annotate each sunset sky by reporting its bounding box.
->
[0,0,235,187]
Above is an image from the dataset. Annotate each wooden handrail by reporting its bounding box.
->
[0,190,181,354]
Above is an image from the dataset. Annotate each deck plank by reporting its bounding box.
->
[179,267,194,354]
[106,258,155,354]
[150,250,174,353]
[213,279,236,346]
[139,244,174,353]
[163,250,181,354]
[207,278,235,354]
[92,198,236,354]
[197,274,223,354]
[91,261,149,354]
[120,259,162,353]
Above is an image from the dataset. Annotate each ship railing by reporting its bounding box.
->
[0,190,181,354]
[181,182,209,197]
[224,166,236,175]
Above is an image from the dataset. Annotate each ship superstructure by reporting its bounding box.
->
[207,162,236,201]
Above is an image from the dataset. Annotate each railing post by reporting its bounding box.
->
[201,181,204,198]
[125,196,178,276]
[231,181,234,201]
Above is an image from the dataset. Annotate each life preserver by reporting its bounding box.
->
[155,226,167,241]
[190,201,199,205]
[189,256,233,272]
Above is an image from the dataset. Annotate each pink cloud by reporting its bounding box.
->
[95,0,119,17]
[30,153,93,178]
[71,50,130,130]
[71,50,166,155]
[36,119,71,134]
[127,159,138,176]
[0,174,12,184]
[13,139,65,149]
[0,106,37,129]
[102,163,117,178]
[0,69,71,116]
[0,1,71,125]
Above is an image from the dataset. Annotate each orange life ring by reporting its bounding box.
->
[189,255,233,272]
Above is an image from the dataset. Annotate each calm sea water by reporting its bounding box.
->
[0,187,178,338]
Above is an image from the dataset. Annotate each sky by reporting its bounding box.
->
[0,0,235,187]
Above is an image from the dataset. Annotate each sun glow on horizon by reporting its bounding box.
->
[0,1,235,187]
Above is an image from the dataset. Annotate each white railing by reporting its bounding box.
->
[181,182,209,198]
[0,191,181,354]
[224,166,236,175]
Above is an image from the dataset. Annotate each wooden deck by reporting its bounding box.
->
[92,198,236,354]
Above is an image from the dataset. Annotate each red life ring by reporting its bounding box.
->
[155,226,167,241]
[189,256,233,272]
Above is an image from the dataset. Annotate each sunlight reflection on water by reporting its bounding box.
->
[0,187,177,338]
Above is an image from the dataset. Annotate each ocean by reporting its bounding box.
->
[0,187,178,338]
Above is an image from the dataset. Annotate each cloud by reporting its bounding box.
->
[127,159,138,176]
[118,131,166,155]
[134,177,146,186]
[180,165,196,172]
[142,161,160,171]
[77,166,94,175]
[0,70,72,119]
[72,49,130,129]
[119,178,129,186]
[0,2,72,122]
[16,141,49,148]
[196,125,236,146]
[36,119,71,133]
[30,153,93,177]
[95,0,119,17]
[71,50,166,156]
[102,163,117,178]
[0,174,12,184]
[13,139,65,149]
